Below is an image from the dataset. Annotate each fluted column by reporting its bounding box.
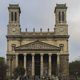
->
[16,54,18,67]
[40,54,43,76]
[32,53,35,76]
[57,53,60,76]
[24,53,27,70]
[49,53,52,76]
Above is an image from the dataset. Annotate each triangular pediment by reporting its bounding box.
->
[15,40,60,51]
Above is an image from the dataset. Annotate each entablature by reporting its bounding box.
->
[6,34,69,40]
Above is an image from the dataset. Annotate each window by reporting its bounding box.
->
[59,12,61,22]
[12,44,16,51]
[15,12,17,21]
[11,12,13,21]
[62,12,64,22]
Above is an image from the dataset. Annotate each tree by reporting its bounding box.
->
[13,66,25,79]
[0,57,7,80]
[69,60,80,79]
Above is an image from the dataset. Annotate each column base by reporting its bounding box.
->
[49,75,52,80]
[40,75,44,80]
[60,75,69,80]
[40,75,50,80]
[32,75,35,80]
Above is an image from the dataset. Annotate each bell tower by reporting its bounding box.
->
[7,4,21,35]
[54,4,68,35]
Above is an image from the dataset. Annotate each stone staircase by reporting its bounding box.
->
[16,75,59,80]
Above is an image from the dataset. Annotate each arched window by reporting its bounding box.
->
[59,12,61,22]
[11,12,13,21]
[15,12,17,21]
[62,12,64,22]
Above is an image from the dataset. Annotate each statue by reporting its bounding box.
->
[40,28,42,32]
[48,28,49,32]
[33,28,35,32]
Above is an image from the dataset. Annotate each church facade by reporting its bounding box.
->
[6,4,69,80]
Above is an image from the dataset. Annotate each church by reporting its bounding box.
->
[6,4,69,80]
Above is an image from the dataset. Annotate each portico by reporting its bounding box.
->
[13,40,61,78]
[15,53,60,77]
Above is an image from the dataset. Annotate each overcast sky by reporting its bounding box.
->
[0,0,80,62]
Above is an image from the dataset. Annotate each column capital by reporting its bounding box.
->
[48,53,52,56]
[57,53,60,56]
[40,53,44,56]
[15,53,18,56]
[32,53,35,56]
[23,53,27,56]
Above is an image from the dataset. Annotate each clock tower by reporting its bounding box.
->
[54,4,68,35]
[7,4,21,35]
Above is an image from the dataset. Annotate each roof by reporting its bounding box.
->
[15,40,60,51]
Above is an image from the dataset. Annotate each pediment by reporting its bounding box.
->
[15,40,60,51]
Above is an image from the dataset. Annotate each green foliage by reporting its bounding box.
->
[13,66,25,79]
[0,57,4,63]
[69,60,80,77]
[0,57,7,80]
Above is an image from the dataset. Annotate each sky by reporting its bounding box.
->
[0,0,80,62]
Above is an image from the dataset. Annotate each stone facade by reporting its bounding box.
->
[6,4,69,80]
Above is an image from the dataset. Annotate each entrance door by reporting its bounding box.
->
[35,54,40,78]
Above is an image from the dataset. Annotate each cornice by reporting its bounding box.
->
[6,34,69,39]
